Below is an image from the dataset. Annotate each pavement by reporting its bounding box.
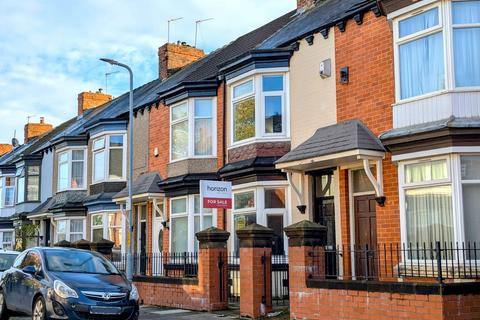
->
[11,305,240,319]
[11,305,289,319]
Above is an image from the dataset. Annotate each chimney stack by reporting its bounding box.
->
[0,144,12,156]
[158,42,205,80]
[77,89,112,116]
[297,0,317,11]
[24,117,53,143]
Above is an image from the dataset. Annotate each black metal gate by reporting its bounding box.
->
[227,253,289,306]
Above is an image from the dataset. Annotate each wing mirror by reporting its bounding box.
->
[22,265,38,275]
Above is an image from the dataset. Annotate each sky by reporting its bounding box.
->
[0,0,296,143]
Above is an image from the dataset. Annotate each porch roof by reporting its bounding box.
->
[275,120,385,171]
[113,172,163,201]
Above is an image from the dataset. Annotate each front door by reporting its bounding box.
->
[313,172,336,277]
[44,219,51,247]
[354,195,377,279]
[136,205,147,274]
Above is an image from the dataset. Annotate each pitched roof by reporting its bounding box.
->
[113,172,163,199]
[258,0,377,49]
[276,120,385,164]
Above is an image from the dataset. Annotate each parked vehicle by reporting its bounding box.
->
[0,247,139,320]
[0,251,19,278]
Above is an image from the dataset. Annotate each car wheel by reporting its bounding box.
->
[129,310,139,320]
[0,291,10,320]
[32,296,47,320]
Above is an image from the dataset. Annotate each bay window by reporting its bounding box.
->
[394,1,480,101]
[452,1,480,87]
[170,98,215,161]
[91,212,122,249]
[0,231,13,250]
[92,134,126,182]
[170,195,216,252]
[58,149,86,191]
[231,73,288,144]
[16,165,40,203]
[0,177,14,207]
[232,185,287,255]
[57,218,85,242]
[400,155,480,246]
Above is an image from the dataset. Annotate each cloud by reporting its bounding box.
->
[0,0,296,142]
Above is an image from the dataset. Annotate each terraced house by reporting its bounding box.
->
[1,0,479,318]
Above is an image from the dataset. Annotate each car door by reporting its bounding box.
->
[4,251,27,312]
[17,251,43,313]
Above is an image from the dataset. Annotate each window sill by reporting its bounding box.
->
[229,136,291,150]
[393,88,480,107]
[169,156,217,164]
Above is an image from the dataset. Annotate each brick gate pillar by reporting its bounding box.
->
[196,227,230,311]
[284,220,327,318]
[237,223,275,319]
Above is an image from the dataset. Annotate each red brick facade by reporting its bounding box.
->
[335,11,400,245]
[287,238,480,320]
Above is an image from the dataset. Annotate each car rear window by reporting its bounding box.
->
[44,250,120,275]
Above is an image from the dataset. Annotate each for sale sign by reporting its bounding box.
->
[200,180,232,209]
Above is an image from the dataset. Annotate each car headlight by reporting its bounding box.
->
[129,284,139,301]
[54,280,78,299]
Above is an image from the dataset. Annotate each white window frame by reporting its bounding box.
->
[228,69,290,148]
[393,0,480,103]
[231,182,289,254]
[55,218,86,243]
[0,176,15,208]
[169,195,217,253]
[90,210,122,248]
[0,230,14,250]
[57,148,87,192]
[397,154,472,248]
[169,98,217,163]
[91,132,127,183]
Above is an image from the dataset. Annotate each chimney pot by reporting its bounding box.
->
[40,117,45,124]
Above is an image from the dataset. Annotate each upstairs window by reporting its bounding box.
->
[452,1,480,87]
[170,98,215,161]
[397,7,444,99]
[0,177,15,207]
[231,73,287,144]
[58,149,86,191]
[92,134,126,183]
[395,1,480,101]
[16,165,40,203]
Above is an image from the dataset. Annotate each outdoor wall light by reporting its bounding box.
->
[340,67,349,84]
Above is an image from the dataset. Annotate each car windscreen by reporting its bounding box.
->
[44,250,120,275]
[0,254,18,271]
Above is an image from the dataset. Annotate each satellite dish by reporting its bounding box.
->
[11,138,20,148]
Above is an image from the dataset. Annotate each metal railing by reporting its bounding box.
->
[112,252,199,278]
[227,253,289,305]
[309,242,480,283]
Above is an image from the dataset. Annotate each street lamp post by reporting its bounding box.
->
[100,58,134,281]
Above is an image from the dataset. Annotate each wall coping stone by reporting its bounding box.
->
[91,238,115,255]
[306,279,480,295]
[237,223,274,248]
[133,275,198,286]
[196,227,230,249]
[284,220,327,247]
[53,240,71,247]
[71,239,92,250]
